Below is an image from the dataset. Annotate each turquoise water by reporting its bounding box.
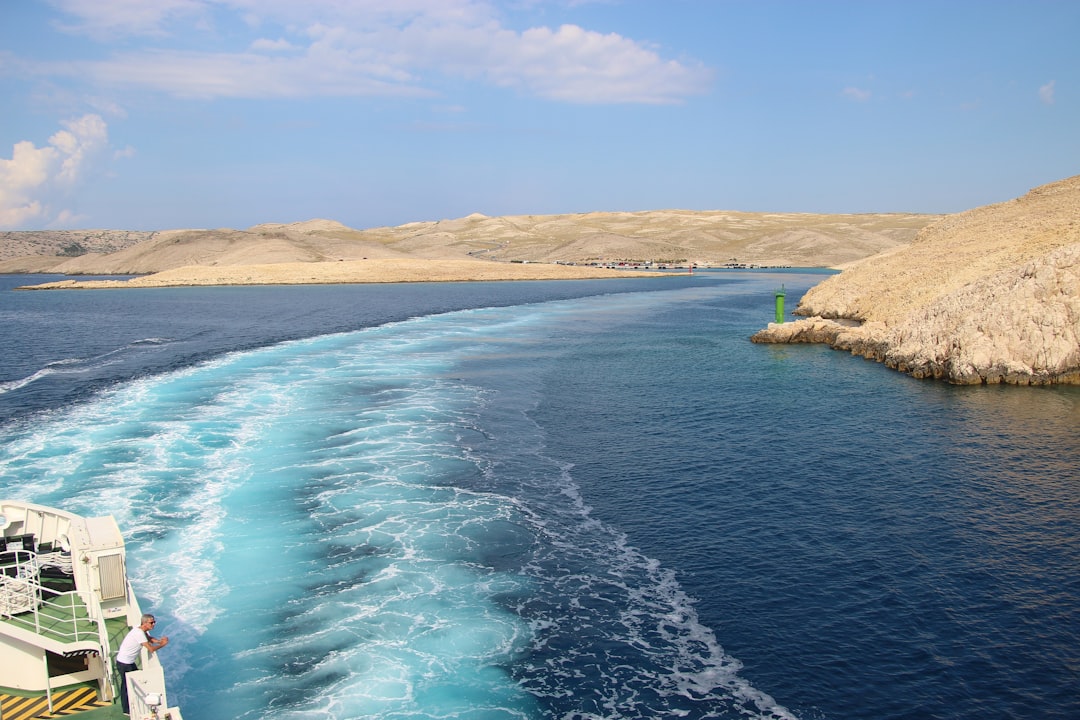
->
[0,272,1076,719]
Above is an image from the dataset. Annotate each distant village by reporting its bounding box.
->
[546,259,789,270]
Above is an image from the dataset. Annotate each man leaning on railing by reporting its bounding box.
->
[116,613,169,716]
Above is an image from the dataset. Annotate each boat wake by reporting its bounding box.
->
[0,338,174,396]
[0,294,796,719]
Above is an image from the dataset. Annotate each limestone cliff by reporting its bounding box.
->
[752,175,1080,385]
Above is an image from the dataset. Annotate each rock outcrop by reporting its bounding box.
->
[752,176,1080,385]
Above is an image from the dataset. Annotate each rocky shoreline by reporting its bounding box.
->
[752,176,1080,386]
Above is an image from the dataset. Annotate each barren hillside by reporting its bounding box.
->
[0,210,937,274]
[752,175,1080,385]
[0,229,157,262]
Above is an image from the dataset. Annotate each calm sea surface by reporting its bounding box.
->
[1,272,1077,720]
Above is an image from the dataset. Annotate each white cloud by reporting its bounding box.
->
[70,48,428,100]
[222,0,498,30]
[0,142,49,227]
[250,37,296,52]
[52,208,87,227]
[52,114,109,184]
[41,0,711,104]
[0,114,110,229]
[842,86,872,102]
[1039,80,1056,105]
[449,23,711,104]
[50,0,206,38]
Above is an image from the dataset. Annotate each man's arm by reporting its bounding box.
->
[142,635,169,654]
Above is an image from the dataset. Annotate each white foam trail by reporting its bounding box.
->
[0,285,800,720]
[0,338,174,395]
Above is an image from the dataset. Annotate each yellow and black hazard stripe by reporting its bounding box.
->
[0,686,111,720]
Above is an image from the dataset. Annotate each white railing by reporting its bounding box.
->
[0,549,42,617]
[127,657,184,720]
[87,576,118,702]
[0,550,99,645]
[0,572,39,617]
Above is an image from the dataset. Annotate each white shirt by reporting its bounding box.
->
[116,626,148,664]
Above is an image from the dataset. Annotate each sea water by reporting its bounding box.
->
[0,272,1076,720]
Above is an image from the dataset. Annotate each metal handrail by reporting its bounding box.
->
[89,579,118,702]
[0,551,99,645]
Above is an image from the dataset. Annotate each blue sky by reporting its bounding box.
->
[1,0,1077,231]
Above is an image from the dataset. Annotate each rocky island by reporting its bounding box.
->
[752,175,1080,385]
[20,258,660,288]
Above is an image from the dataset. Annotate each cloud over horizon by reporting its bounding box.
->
[0,115,110,229]
[4,1,1075,231]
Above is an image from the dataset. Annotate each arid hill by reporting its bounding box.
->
[0,211,936,274]
[752,175,1080,385]
[21,258,658,289]
[0,229,158,266]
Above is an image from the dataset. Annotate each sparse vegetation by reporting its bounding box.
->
[0,211,939,273]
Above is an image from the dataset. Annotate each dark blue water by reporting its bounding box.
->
[1,272,1077,720]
